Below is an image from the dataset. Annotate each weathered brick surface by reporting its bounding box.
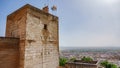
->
[5,5,27,68]
[0,37,19,68]
[24,5,59,68]
[3,4,59,68]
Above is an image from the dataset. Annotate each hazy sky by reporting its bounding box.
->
[0,0,120,47]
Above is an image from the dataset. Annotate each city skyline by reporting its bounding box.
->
[0,0,120,47]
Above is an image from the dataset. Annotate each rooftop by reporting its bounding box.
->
[7,4,58,19]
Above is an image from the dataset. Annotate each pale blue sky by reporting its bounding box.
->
[0,0,120,47]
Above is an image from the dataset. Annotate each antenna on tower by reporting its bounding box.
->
[42,0,50,13]
[43,0,57,15]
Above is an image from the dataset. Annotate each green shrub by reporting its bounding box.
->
[100,60,117,68]
[81,56,93,62]
[59,57,68,66]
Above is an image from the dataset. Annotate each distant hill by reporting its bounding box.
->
[60,47,120,52]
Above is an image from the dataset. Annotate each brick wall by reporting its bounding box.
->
[24,6,59,68]
[0,37,19,68]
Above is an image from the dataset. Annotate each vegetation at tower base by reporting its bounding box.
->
[69,57,76,62]
[59,57,77,66]
[59,56,93,66]
[100,60,117,68]
[81,56,93,62]
[100,60,108,67]
[59,57,68,66]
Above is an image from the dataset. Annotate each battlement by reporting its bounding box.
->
[7,4,58,20]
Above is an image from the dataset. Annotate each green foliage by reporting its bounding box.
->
[100,60,117,68]
[101,60,109,67]
[81,56,93,62]
[110,64,117,68]
[69,57,76,62]
[106,63,117,68]
[59,57,68,66]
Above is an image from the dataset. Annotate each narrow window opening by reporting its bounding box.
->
[44,24,47,30]
[48,52,50,54]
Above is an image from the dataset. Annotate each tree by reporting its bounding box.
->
[81,56,93,62]
[59,57,68,66]
[106,63,117,68]
[111,64,117,68]
[100,60,117,68]
[100,60,109,67]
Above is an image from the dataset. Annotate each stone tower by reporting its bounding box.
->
[6,4,59,68]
